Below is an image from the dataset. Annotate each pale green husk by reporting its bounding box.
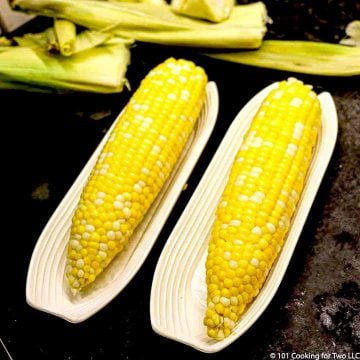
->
[170,0,235,23]
[54,19,77,56]
[73,30,115,54]
[13,0,267,49]
[47,28,60,52]
[0,33,132,93]
[0,37,12,46]
[111,0,167,5]
[206,40,360,76]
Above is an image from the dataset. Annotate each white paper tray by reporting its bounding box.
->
[26,82,219,323]
[150,83,338,353]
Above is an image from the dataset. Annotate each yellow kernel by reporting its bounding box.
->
[221,288,231,298]
[241,292,249,302]
[212,313,221,325]
[223,308,231,318]
[233,277,241,287]
[215,303,225,314]
[230,287,239,296]
[208,283,217,293]
[108,241,116,250]
[206,308,214,318]
[208,329,217,339]
[120,223,130,233]
[89,241,99,249]
[224,278,233,288]
[204,318,214,327]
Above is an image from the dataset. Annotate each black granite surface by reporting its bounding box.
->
[2,1,360,359]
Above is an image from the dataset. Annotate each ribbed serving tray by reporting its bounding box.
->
[150,83,338,353]
[26,82,219,323]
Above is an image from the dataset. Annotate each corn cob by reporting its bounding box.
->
[204,78,321,340]
[65,58,207,292]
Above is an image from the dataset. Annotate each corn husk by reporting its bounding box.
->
[54,19,76,56]
[74,30,114,54]
[14,29,50,48]
[0,37,12,46]
[206,40,360,76]
[47,28,60,52]
[170,0,235,23]
[13,0,267,49]
[0,34,132,93]
[111,0,167,5]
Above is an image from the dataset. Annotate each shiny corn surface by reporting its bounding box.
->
[204,78,321,340]
[66,58,207,292]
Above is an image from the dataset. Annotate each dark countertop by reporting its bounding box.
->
[2,1,359,359]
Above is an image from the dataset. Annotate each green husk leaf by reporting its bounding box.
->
[206,40,360,76]
[111,0,167,5]
[47,28,60,52]
[0,34,132,93]
[170,0,235,23]
[141,0,167,5]
[0,79,54,92]
[14,29,50,48]
[13,0,267,49]
[73,30,112,54]
[54,19,77,56]
[0,37,12,46]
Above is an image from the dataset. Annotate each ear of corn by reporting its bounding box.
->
[171,0,235,23]
[204,78,321,340]
[65,58,208,292]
